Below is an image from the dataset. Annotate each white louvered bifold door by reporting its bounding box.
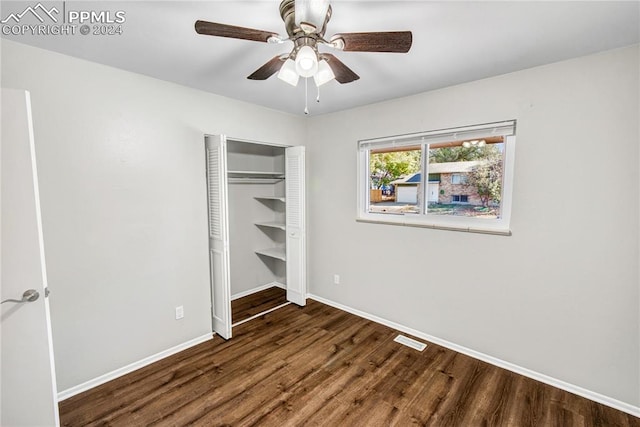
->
[285,146,306,306]
[205,135,232,339]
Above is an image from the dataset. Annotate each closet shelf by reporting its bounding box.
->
[255,222,286,230]
[254,196,286,203]
[228,178,282,184]
[228,170,285,184]
[228,170,284,178]
[255,247,286,261]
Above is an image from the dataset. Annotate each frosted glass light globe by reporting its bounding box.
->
[295,46,318,78]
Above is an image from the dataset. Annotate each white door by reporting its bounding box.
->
[1,89,60,426]
[205,135,232,339]
[285,146,306,306]
[428,183,439,202]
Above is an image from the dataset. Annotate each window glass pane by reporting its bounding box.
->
[369,146,421,214]
[427,140,504,218]
[451,174,468,185]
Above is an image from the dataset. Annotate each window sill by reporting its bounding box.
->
[356,216,512,236]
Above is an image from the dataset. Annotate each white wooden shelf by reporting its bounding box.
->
[228,170,284,178]
[254,196,286,203]
[228,178,282,184]
[228,171,285,184]
[255,222,286,230]
[255,247,286,261]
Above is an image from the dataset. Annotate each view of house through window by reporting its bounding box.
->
[368,137,505,219]
[368,146,421,214]
[427,138,504,218]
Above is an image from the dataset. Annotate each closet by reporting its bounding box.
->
[205,135,306,339]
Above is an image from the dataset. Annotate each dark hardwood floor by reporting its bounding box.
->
[232,286,288,324]
[59,300,639,426]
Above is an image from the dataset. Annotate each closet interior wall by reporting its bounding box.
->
[227,141,286,299]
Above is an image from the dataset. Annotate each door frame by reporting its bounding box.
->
[203,135,306,337]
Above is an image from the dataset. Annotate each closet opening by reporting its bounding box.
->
[227,141,289,326]
[205,135,306,339]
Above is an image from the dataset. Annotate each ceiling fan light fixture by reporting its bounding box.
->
[194,1,412,107]
[277,58,300,86]
[295,45,318,77]
[314,59,335,86]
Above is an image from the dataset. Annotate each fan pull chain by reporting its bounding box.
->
[316,84,320,103]
[304,78,309,115]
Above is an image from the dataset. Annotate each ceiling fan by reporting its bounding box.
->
[194,0,412,88]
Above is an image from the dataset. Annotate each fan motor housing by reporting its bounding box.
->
[279,0,332,38]
[279,0,297,37]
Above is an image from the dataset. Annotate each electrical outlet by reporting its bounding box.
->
[175,306,184,320]
[333,274,340,285]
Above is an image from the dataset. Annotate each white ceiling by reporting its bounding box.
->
[2,1,639,116]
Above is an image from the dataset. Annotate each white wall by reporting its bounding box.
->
[306,45,640,407]
[1,40,305,392]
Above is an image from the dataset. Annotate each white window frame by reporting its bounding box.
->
[451,174,467,185]
[356,121,516,236]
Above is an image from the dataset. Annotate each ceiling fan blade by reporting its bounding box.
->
[330,31,412,53]
[247,56,286,80]
[195,20,278,43]
[321,54,360,84]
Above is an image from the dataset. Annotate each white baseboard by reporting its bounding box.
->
[58,282,287,401]
[57,333,213,402]
[231,281,286,301]
[308,293,640,418]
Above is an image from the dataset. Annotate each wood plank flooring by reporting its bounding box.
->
[232,286,287,324]
[59,300,639,426]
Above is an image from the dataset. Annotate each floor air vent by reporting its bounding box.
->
[394,335,427,351]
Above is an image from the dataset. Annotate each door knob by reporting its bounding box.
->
[1,289,40,305]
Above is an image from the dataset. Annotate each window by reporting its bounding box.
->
[451,174,468,185]
[357,121,516,235]
[368,146,421,214]
[452,195,469,203]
